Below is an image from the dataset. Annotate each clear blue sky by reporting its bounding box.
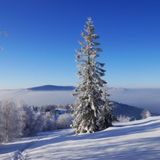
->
[0,0,160,89]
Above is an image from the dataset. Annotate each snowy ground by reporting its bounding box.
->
[0,116,160,160]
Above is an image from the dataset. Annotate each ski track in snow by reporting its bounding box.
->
[0,116,160,160]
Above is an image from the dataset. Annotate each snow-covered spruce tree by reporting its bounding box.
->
[73,17,112,133]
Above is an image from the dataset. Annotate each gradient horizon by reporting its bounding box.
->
[0,0,160,89]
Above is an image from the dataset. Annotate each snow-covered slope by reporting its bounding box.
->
[0,116,160,160]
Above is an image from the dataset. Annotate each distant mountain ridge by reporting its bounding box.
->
[28,85,75,91]
[28,85,128,92]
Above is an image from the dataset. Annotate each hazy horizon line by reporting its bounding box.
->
[1,84,160,90]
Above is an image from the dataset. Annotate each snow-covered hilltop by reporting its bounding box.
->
[0,116,160,160]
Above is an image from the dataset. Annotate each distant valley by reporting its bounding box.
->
[0,85,160,114]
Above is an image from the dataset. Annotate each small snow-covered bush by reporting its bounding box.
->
[56,113,72,129]
[141,110,151,119]
[43,114,56,131]
[11,150,26,160]
[117,115,131,123]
